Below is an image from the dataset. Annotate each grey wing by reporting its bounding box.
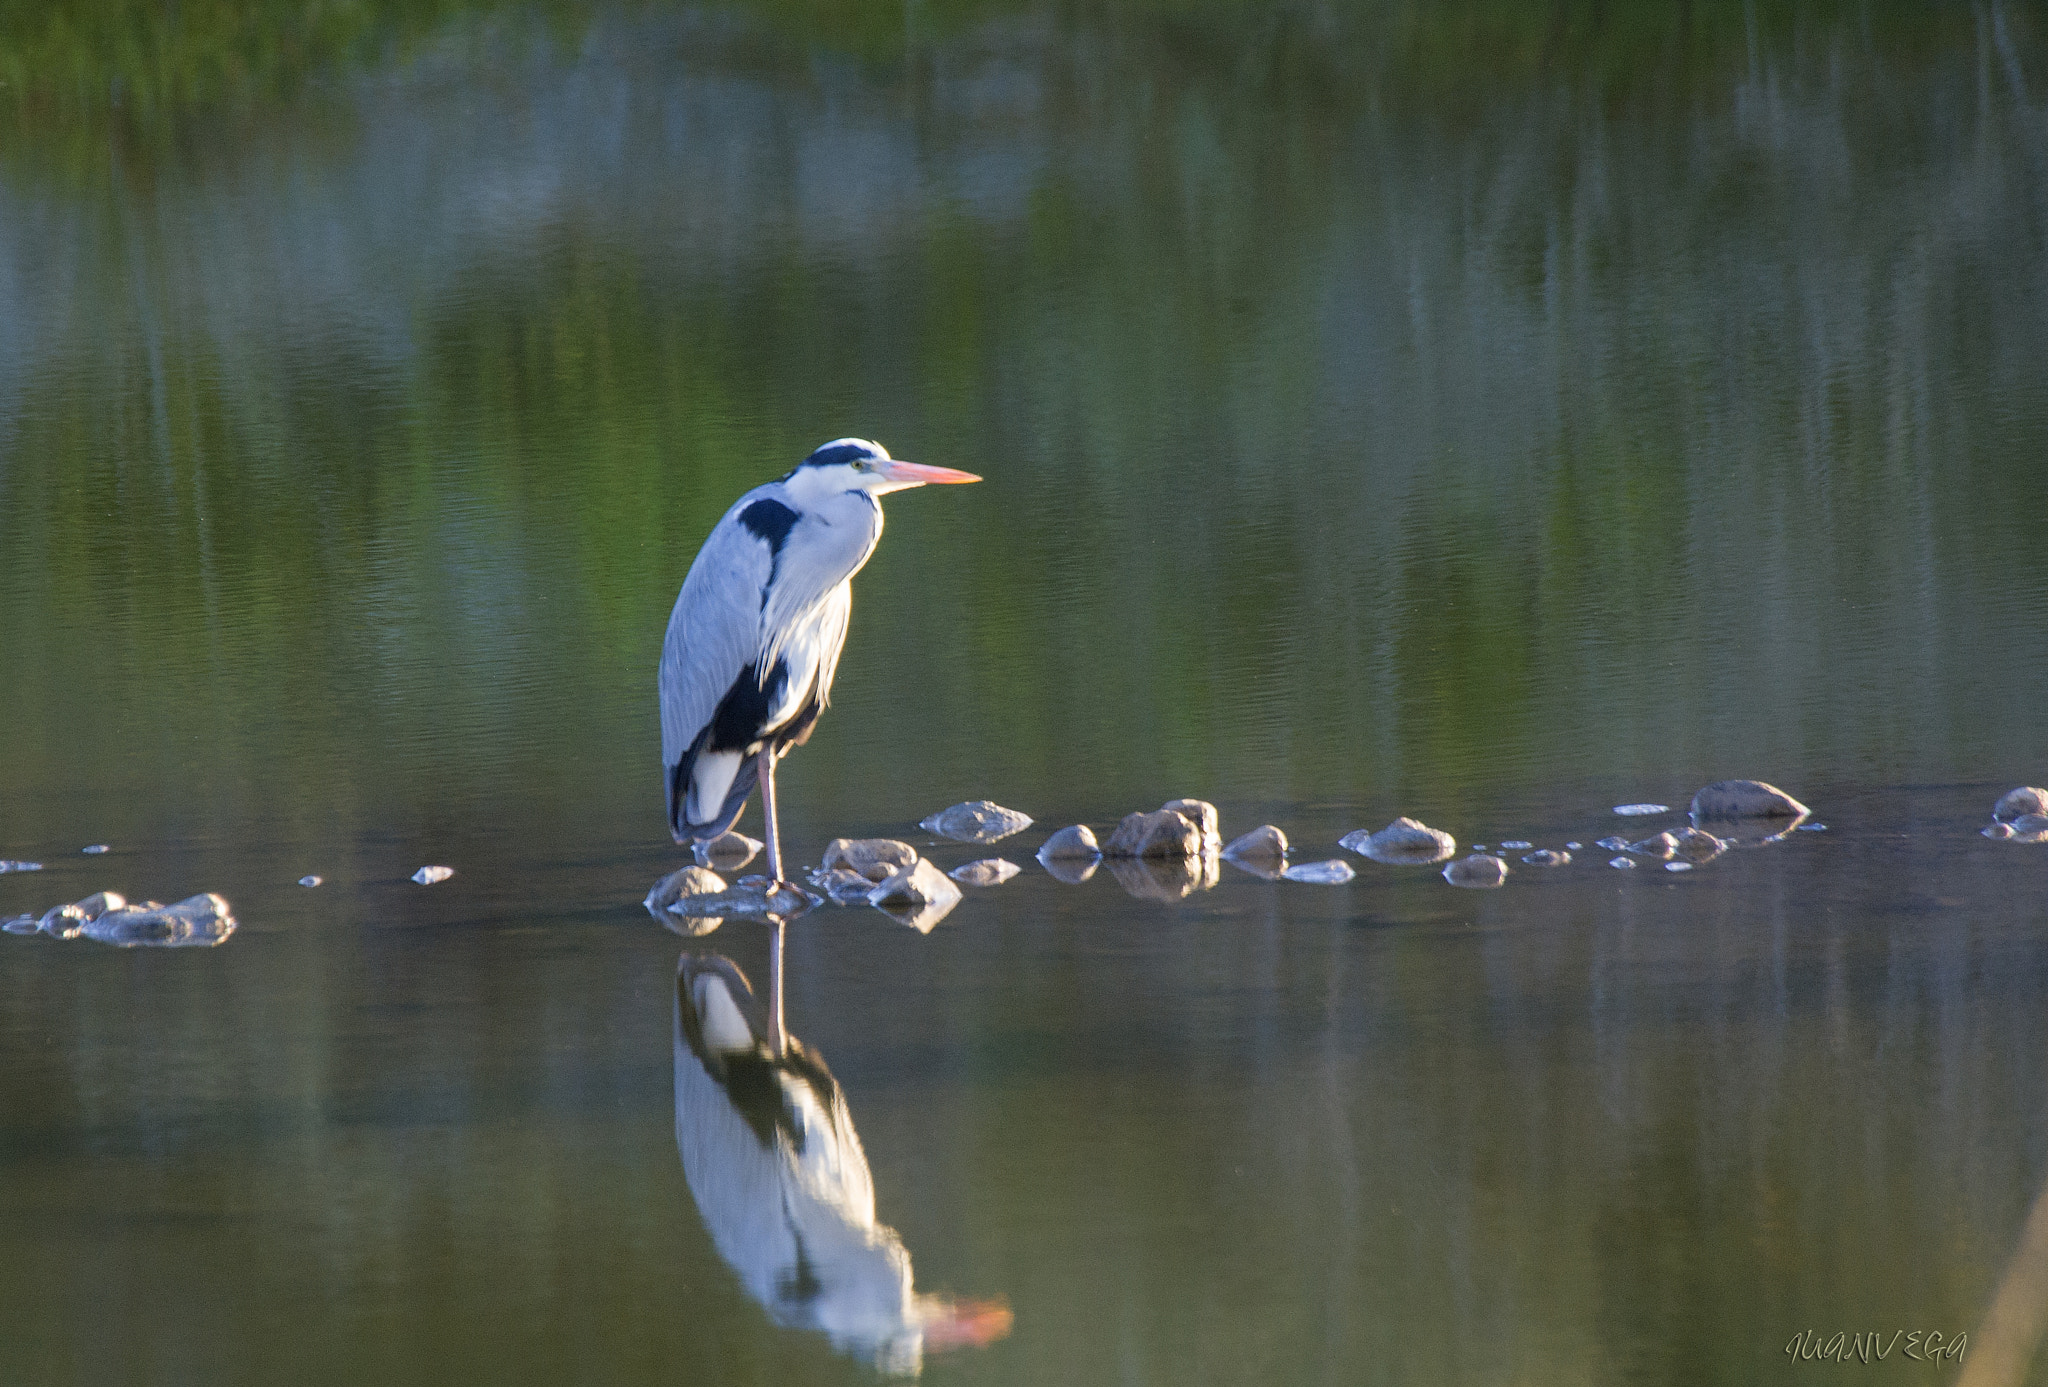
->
[659,505,774,772]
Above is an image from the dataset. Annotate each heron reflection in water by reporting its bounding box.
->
[673,942,1012,1374]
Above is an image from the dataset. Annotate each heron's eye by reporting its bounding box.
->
[853,459,870,472]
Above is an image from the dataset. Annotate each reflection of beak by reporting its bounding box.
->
[879,459,982,485]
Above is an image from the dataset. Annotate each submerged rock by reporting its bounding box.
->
[1159,799,1223,853]
[1442,854,1508,889]
[1221,824,1289,879]
[1612,803,1669,817]
[820,837,919,883]
[84,894,237,948]
[1609,856,1637,870]
[1628,832,1681,860]
[82,844,109,855]
[693,831,764,870]
[39,891,128,939]
[1036,825,1101,861]
[0,860,43,873]
[1499,840,1533,851]
[411,865,454,885]
[868,858,964,911]
[1104,853,1219,902]
[920,800,1033,844]
[298,875,323,888]
[1671,827,1726,864]
[1994,788,2048,823]
[949,858,1021,887]
[645,865,729,934]
[1283,859,1355,885]
[1595,837,1630,852]
[1104,808,1206,860]
[1689,779,1809,821]
[2,913,35,934]
[1522,849,1571,866]
[808,867,879,904]
[1342,818,1456,866]
[2008,814,2048,844]
[673,876,816,920]
[1983,822,2015,840]
[1664,861,1695,873]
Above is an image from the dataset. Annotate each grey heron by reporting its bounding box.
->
[659,438,979,883]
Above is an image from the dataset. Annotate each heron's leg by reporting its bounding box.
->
[756,746,784,885]
[765,918,788,1060]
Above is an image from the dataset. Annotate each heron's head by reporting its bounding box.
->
[784,438,980,502]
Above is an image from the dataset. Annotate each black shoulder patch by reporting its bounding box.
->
[738,498,799,552]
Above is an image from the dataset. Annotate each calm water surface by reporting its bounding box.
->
[3,3,2048,1383]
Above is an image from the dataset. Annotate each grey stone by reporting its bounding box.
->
[868,858,964,912]
[808,867,879,904]
[1664,861,1695,873]
[0,860,43,873]
[1984,822,2016,840]
[1035,825,1101,861]
[693,831,763,870]
[1104,808,1206,860]
[671,877,816,920]
[1500,840,1533,851]
[820,837,919,883]
[411,865,454,885]
[1595,837,1630,852]
[1521,849,1571,866]
[1442,854,1508,889]
[1221,824,1289,879]
[1628,832,1681,860]
[1672,827,1726,864]
[1343,817,1456,866]
[919,800,1033,844]
[83,894,237,948]
[2009,814,2048,844]
[81,844,109,855]
[1995,788,2048,823]
[1612,803,1669,817]
[949,858,1021,887]
[1609,856,1637,870]
[645,865,728,934]
[1104,853,1219,901]
[1283,859,1355,884]
[298,875,323,887]
[1688,779,1809,821]
[1159,799,1223,853]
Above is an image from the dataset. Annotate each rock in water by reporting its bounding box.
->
[2009,814,2048,844]
[82,844,109,855]
[868,860,965,930]
[1104,808,1206,860]
[1595,837,1630,852]
[0,860,44,873]
[1342,818,1457,866]
[1612,804,1669,817]
[1522,849,1571,866]
[645,865,728,934]
[1628,832,1681,860]
[820,838,919,882]
[950,858,1021,887]
[920,801,1033,844]
[1994,788,2048,823]
[84,894,237,948]
[1984,822,2016,840]
[411,865,454,885]
[693,831,764,870]
[672,876,816,920]
[1159,799,1223,853]
[38,891,128,939]
[1104,854,1219,902]
[298,875,323,888]
[1671,827,1725,864]
[1222,825,1289,879]
[808,867,879,904]
[1689,780,1808,821]
[1442,854,1508,889]
[1036,825,1100,861]
[1283,859,1355,885]
[2,914,35,934]
[1609,856,1637,870]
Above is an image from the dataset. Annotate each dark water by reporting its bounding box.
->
[4,3,2048,1382]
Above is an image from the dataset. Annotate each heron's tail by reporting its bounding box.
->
[668,742,760,844]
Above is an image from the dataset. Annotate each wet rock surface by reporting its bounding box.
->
[693,831,763,870]
[1671,828,1726,864]
[820,837,919,882]
[645,865,729,934]
[1984,822,2016,840]
[0,860,43,873]
[1689,779,1809,821]
[1283,859,1355,884]
[411,865,454,885]
[19,892,238,948]
[1521,849,1570,866]
[1221,825,1289,879]
[1105,808,1206,860]
[1613,803,1669,817]
[2007,814,2048,844]
[808,867,879,903]
[1628,832,1681,860]
[1994,788,2048,822]
[670,876,816,920]
[949,858,1021,887]
[1035,825,1100,861]
[1442,854,1508,889]
[1609,856,1637,870]
[1159,799,1222,853]
[920,800,1033,844]
[1342,817,1457,866]
[1595,837,1630,852]
[868,858,964,911]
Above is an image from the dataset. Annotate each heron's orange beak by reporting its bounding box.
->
[879,459,981,484]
